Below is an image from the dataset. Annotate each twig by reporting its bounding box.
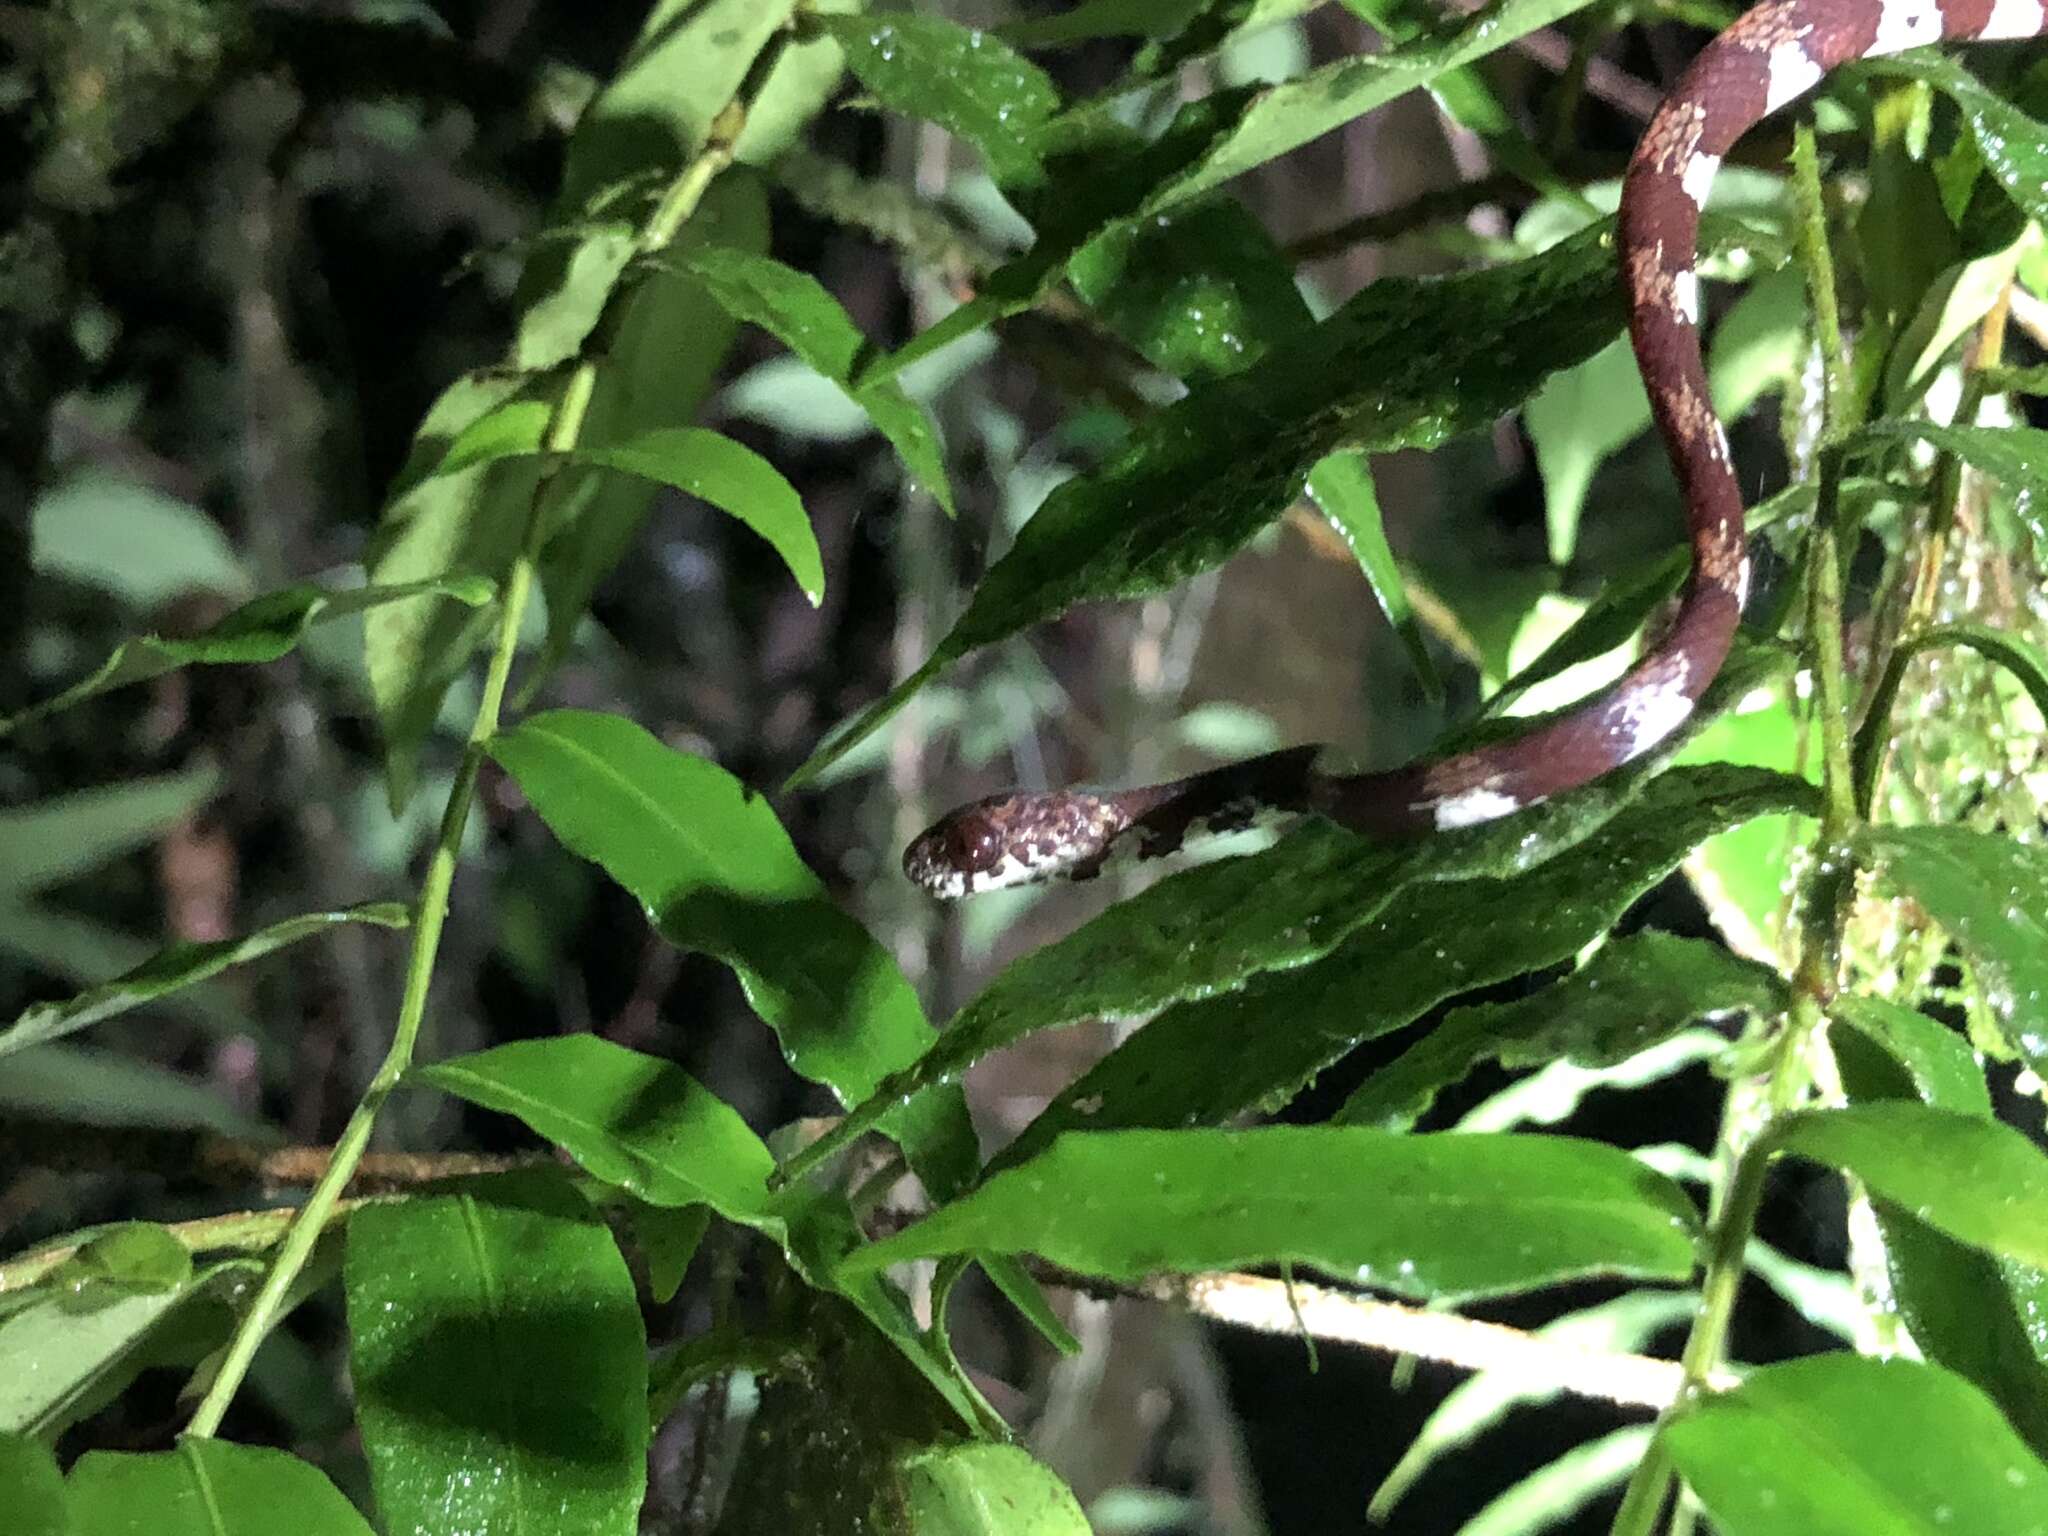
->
[1038,1263,1723,1411]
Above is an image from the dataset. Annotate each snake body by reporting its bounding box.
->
[905,0,2046,900]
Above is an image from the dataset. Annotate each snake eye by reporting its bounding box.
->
[946,813,1005,874]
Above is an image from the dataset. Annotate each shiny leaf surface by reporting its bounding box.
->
[846,1128,1699,1301]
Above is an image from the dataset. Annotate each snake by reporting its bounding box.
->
[904,0,2045,900]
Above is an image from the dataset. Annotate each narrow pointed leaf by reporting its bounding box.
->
[3,578,493,738]
[844,1128,1699,1302]
[791,223,1622,783]
[1339,932,1783,1131]
[1307,450,1440,697]
[68,1441,374,1536]
[345,1177,646,1536]
[1777,1102,2048,1269]
[1866,53,2048,226]
[679,246,953,514]
[1010,769,1803,1165]
[0,766,222,899]
[487,710,975,1198]
[1,903,409,1060]
[1832,996,2048,1459]
[1665,1355,2048,1535]
[1452,1426,1653,1536]
[815,14,1061,190]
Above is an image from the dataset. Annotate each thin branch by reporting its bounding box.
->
[1040,1263,1725,1412]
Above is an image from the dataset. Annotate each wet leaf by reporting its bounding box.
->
[845,1127,1699,1302]
[1777,1102,2048,1269]
[1339,932,1782,1131]
[817,13,1061,191]
[413,1037,774,1222]
[488,710,975,1199]
[345,1176,646,1536]
[1858,824,2048,1072]
[1665,1355,2048,1535]
[897,1444,1092,1534]
[792,224,1623,784]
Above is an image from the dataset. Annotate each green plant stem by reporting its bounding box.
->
[1609,119,1865,1536]
[180,21,793,1434]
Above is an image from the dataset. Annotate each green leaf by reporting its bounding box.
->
[0,1433,67,1536]
[787,747,1809,1186]
[0,903,409,1060]
[367,368,552,809]
[1066,195,1311,378]
[1867,53,2048,228]
[0,765,222,899]
[0,1249,241,1438]
[68,1441,375,1536]
[487,710,974,1198]
[1307,450,1440,697]
[792,223,1623,784]
[412,1037,774,1221]
[998,0,1210,45]
[897,1444,1092,1535]
[634,1204,710,1306]
[1143,0,1600,209]
[1527,265,1805,565]
[0,1044,263,1135]
[3,577,493,739]
[51,1223,192,1292]
[1830,997,2048,1457]
[31,474,248,605]
[1858,824,2048,1072]
[528,171,770,694]
[844,1127,1699,1301]
[1338,932,1783,1131]
[562,428,824,603]
[345,1176,646,1536]
[1777,1102,2048,1269]
[1854,621,2048,813]
[1665,1355,2048,1535]
[815,14,1061,190]
[1479,549,1689,721]
[1003,766,1807,1167]
[1853,420,2048,502]
[679,245,953,513]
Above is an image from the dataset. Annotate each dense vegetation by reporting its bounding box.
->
[5,0,2048,1532]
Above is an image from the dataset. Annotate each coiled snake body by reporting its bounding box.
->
[905,0,2046,900]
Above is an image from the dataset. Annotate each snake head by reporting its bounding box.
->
[903,791,1131,900]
